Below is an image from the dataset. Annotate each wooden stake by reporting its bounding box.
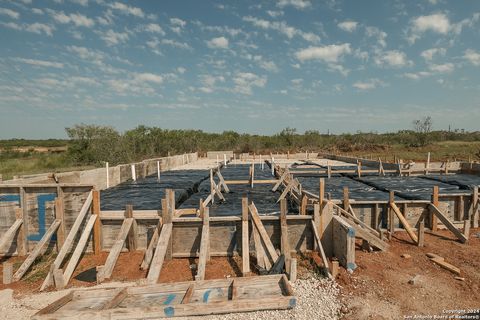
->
[3,262,13,284]
[241,197,250,276]
[125,205,137,251]
[92,190,101,255]
[418,220,425,247]
[431,186,439,232]
[280,199,291,275]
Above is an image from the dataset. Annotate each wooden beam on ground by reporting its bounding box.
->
[100,287,128,310]
[241,197,250,276]
[60,214,97,288]
[428,204,468,243]
[146,222,173,284]
[0,218,23,255]
[181,284,195,304]
[35,291,74,316]
[125,205,138,251]
[92,190,102,255]
[249,203,279,266]
[428,255,461,275]
[195,208,210,281]
[40,191,93,291]
[97,218,134,282]
[390,202,418,244]
[13,220,61,281]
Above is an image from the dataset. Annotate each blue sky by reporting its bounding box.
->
[1,0,480,138]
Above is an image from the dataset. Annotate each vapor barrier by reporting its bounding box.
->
[100,169,209,210]
[420,174,480,190]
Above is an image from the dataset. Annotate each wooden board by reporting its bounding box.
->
[33,275,295,319]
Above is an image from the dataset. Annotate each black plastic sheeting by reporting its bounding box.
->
[356,176,461,200]
[420,174,480,190]
[100,170,209,210]
[297,176,402,201]
[180,164,283,215]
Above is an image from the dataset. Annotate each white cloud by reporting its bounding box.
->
[170,18,186,28]
[207,36,229,49]
[428,63,454,73]
[243,16,320,43]
[14,58,64,68]
[277,0,311,10]
[71,0,88,6]
[145,23,165,35]
[25,23,54,36]
[51,11,95,27]
[267,10,284,18]
[375,50,412,67]
[162,39,191,50]
[420,48,446,61]
[32,8,44,15]
[338,20,358,32]
[67,45,104,63]
[365,26,387,47]
[0,8,20,19]
[177,67,186,74]
[412,13,450,34]
[295,43,351,63]
[108,2,144,18]
[100,29,129,46]
[134,73,163,84]
[198,74,225,93]
[464,49,480,66]
[353,78,386,91]
[232,72,267,95]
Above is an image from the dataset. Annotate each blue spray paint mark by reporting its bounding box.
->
[202,290,211,303]
[28,194,56,241]
[163,294,176,305]
[289,298,297,308]
[164,306,174,317]
[0,195,20,203]
[347,262,357,271]
[347,228,355,238]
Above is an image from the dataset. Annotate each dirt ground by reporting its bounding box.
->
[337,228,480,319]
[1,229,479,320]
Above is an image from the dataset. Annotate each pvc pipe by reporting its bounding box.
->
[157,161,160,181]
[131,164,136,181]
[106,162,109,188]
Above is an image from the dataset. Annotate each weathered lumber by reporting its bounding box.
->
[195,208,209,281]
[92,190,101,255]
[390,202,418,244]
[41,191,93,291]
[35,291,74,316]
[310,220,332,278]
[97,218,134,282]
[13,220,61,281]
[146,222,173,284]
[100,288,128,310]
[181,284,195,304]
[272,170,288,192]
[249,203,279,264]
[216,170,230,193]
[330,202,381,238]
[289,258,297,282]
[60,214,98,288]
[125,205,138,251]
[277,179,298,203]
[252,224,266,269]
[54,197,66,251]
[140,219,162,270]
[241,197,250,276]
[430,257,461,275]
[0,219,23,255]
[280,198,291,274]
[269,254,285,274]
[428,204,468,243]
[348,220,389,251]
[3,262,13,284]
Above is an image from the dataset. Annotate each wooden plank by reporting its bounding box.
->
[390,202,418,244]
[330,202,381,238]
[195,208,209,281]
[54,197,66,252]
[146,223,173,284]
[428,204,468,243]
[472,187,479,228]
[140,218,162,271]
[269,254,285,274]
[280,199,290,275]
[289,258,297,282]
[97,218,133,282]
[61,214,98,288]
[272,171,288,192]
[252,224,266,269]
[241,197,250,276]
[19,187,28,254]
[430,257,461,275]
[100,288,128,310]
[431,186,439,231]
[35,291,74,316]
[249,203,279,264]
[13,220,61,281]
[418,220,425,247]
[0,219,23,255]
[125,205,137,251]
[310,220,332,278]
[216,170,230,193]
[181,284,195,304]
[348,220,389,251]
[92,190,101,255]
[15,207,26,256]
[41,191,93,291]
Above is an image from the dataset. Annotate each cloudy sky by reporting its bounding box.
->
[1,0,480,138]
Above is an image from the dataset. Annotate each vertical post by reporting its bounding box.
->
[157,161,161,181]
[472,187,479,228]
[388,191,395,240]
[290,258,297,282]
[19,187,28,254]
[2,262,13,285]
[54,197,66,252]
[131,164,136,181]
[271,157,275,176]
[300,194,307,215]
[14,208,26,256]
[250,162,255,188]
[242,197,250,276]
[313,203,320,251]
[210,169,215,204]
[92,190,101,255]
[343,187,350,211]
[417,220,425,247]
[327,163,331,179]
[216,155,219,167]
[357,161,362,178]
[203,206,210,261]
[260,155,264,170]
[164,189,174,260]
[105,162,109,188]
[125,204,137,251]
[280,198,291,275]
[431,186,439,232]
[224,154,227,166]
[425,152,430,175]
[373,203,380,231]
